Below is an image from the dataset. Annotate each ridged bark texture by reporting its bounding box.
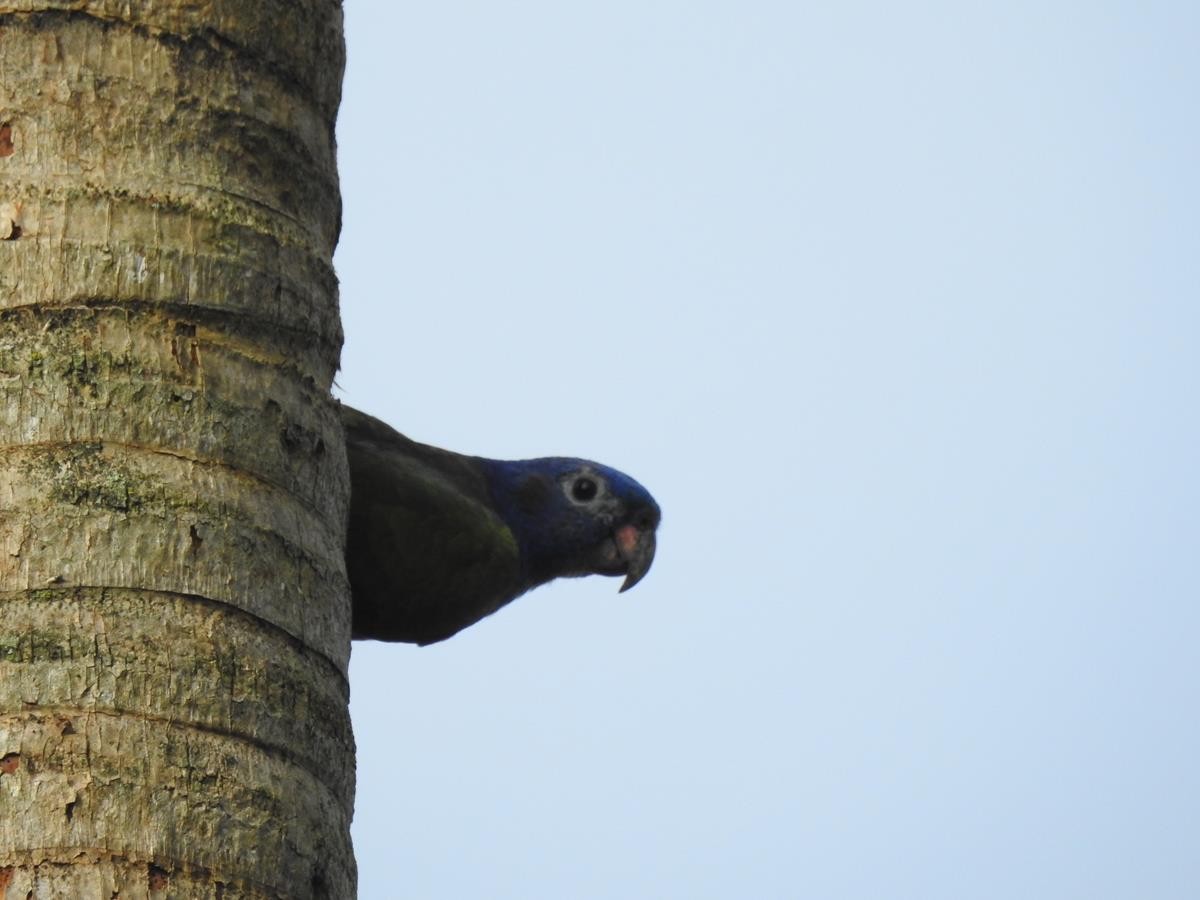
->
[0,2,353,897]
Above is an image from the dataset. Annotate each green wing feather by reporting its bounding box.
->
[342,406,522,645]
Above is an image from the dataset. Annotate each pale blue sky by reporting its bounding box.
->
[334,3,1200,898]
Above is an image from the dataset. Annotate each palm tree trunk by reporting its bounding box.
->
[0,3,354,896]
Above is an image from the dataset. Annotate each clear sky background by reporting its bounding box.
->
[333,3,1199,898]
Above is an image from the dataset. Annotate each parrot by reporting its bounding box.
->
[341,405,660,645]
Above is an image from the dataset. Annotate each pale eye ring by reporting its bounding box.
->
[571,476,598,502]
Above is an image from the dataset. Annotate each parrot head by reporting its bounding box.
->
[481,457,660,593]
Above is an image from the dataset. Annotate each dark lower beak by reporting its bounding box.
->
[616,525,656,593]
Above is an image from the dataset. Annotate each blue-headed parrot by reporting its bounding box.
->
[342,405,660,645]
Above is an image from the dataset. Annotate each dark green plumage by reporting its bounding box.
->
[342,405,660,645]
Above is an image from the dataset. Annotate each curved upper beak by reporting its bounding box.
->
[615,522,657,592]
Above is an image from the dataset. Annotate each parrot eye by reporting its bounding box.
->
[571,477,598,502]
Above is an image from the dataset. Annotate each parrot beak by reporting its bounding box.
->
[615,521,657,592]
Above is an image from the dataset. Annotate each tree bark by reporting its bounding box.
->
[0,3,354,897]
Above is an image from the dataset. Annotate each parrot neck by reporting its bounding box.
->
[477,457,575,588]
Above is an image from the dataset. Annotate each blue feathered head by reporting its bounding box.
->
[480,456,660,592]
